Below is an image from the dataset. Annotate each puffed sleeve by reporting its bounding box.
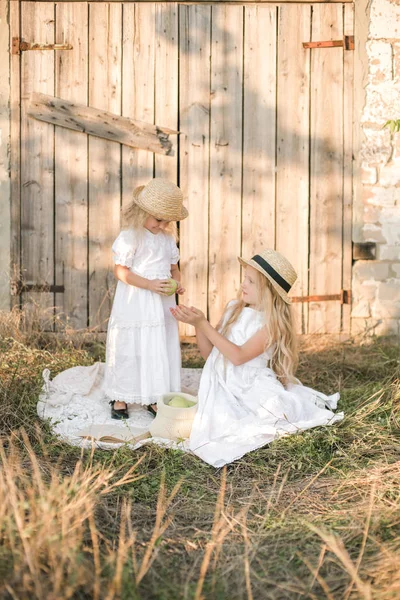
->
[112,229,137,269]
[169,235,180,265]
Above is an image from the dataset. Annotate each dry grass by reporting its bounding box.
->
[0,308,399,599]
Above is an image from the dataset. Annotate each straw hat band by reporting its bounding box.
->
[251,255,292,292]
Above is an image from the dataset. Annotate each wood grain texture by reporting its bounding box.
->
[55,2,88,329]
[154,2,178,180]
[10,0,21,309]
[88,3,122,330]
[122,1,155,215]
[208,5,243,326]
[308,3,344,333]
[242,5,276,260]
[276,4,311,333]
[342,3,354,333]
[179,4,211,336]
[20,1,55,326]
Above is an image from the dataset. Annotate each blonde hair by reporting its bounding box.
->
[220,270,298,386]
[122,201,178,240]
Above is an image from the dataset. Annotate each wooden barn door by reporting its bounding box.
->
[10,2,353,335]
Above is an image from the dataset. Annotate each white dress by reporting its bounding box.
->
[104,227,181,405]
[189,302,344,467]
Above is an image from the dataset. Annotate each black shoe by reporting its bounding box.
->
[109,400,129,420]
[147,404,157,417]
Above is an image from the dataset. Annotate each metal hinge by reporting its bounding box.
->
[12,37,73,55]
[11,281,65,296]
[292,290,351,305]
[303,36,354,51]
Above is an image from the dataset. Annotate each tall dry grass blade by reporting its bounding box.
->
[304,543,327,594]
[266,463,282,514]
[106,499,130,600]
[195,468,231,600]
[280,459,333,518]
[240,513,254,600]
[102,454,146,493]
[343,482,376,600]
[299,553,335,600]
[195,469,226,600]
[134,472,183,584]
[307,524,372,600]
[0,440,43,598]
[4,584,20,600]
[20,428,46,496]
[89,512,101,600]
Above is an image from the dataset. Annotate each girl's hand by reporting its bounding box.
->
[170,305,206,325]
[175,281,185,295]
[146,279,170,296]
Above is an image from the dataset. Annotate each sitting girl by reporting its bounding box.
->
[171,248,343,467]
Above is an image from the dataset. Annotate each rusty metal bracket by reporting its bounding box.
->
[12,37,73,55]
[11,281,65,296]
[303,36,354,51]
[292,290,351,305]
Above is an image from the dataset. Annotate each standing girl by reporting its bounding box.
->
[171,248,343,467]
[104,178,188,419]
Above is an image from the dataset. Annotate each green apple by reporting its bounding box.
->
[165,278,178,296]
[168,395,195,408]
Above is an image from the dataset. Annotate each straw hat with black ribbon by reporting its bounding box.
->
[238,249,297,304]
[132,178,189,221]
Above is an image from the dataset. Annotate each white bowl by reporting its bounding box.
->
[149,392,198,441]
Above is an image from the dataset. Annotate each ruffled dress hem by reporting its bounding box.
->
[103,389,164,405]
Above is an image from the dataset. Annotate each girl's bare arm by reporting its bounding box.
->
[195,327,214,361]
[171,305,267,366]
[114,265,169,295]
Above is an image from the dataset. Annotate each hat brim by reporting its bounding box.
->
[132,186,189,221]
[238,256,292,304]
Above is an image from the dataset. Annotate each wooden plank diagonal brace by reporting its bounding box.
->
[28,92,177,155]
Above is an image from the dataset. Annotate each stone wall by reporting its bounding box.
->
[353,0,400,336]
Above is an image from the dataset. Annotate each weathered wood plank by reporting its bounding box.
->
[342,3,354,333]
[179,4,211,337]
[32,1,353,4]
[20,1,55,326]
[308,3,344,333]
[208,5,243,325]
[88,3,122,330]
[276,4,311,333]
[154,2,178,180]
[122,2,155,214]
[9,0,21,309]
[242,5,276,261]
[0,2,11,311]
[54,3,88,330]
[29,91,175,154]
[154,2,182,332]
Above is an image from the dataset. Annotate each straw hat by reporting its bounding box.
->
[238,249,297,304]
[132,178,188,221]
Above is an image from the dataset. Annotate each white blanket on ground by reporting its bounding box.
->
[38,363,202,452]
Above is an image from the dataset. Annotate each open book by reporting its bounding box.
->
[76,423,151,444]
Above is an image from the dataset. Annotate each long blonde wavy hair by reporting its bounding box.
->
[122,201,178,240]
[219,268,298,386]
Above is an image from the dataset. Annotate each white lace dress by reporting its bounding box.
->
[189,303,344,467]
[103,227,182,405]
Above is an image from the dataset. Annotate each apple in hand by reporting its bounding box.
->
[165,278,178,296]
